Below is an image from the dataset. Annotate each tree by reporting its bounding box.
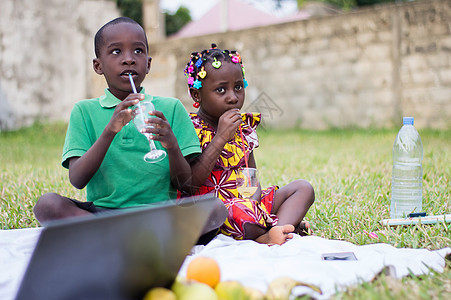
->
[113,1,192,37]
[115,0,143,26]
[164,6,192,36]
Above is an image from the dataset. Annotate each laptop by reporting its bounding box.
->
[15,195,223,300]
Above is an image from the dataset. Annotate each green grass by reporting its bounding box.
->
[1,123,450,299]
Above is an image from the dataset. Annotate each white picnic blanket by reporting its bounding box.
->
[0,228,42,300]
[180,234,450,298]
[1,228,449,299]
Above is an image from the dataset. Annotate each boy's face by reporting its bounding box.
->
[93,22,151,100]
[191,61,245,121]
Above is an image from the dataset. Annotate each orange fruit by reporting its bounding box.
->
[186,256,221,288]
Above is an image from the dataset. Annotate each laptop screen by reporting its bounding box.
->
[15,196,221,300]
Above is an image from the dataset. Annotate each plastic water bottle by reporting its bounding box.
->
[390,117,423,218]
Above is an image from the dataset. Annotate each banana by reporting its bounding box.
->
[266,276,322,300]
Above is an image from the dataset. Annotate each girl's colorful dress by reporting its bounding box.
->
[190,112,279,239]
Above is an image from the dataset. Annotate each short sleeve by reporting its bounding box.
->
[61,103,92,169]
[241,113,261,151]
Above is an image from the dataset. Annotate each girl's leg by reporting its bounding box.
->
[272,179,315,233]
[33,192,93,223]
[232,181,313,245]
[243,222,267,240]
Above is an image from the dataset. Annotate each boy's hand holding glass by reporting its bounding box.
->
[128,73,166,163]
[131,101,167,163]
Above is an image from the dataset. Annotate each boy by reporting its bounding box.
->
[34,17,226,233]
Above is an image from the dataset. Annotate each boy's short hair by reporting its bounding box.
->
[94,17,148,58]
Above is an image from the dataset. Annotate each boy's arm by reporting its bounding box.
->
[166,145,193,193]
[145,110,192,193]
[68,96,141,189]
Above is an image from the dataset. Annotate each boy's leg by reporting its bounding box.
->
[33,192,94,224]
[272,179,315,230]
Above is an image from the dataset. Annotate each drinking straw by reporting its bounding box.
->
[238,124,249,169]
[238,124,252,187]
[128,73,138,93]
[128,73,141,127]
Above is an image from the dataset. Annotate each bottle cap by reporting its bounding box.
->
[403,117,414,125]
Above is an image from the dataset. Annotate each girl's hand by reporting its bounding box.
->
[217,108,242,142]
[107,94,143,134]
[144,110,178,150]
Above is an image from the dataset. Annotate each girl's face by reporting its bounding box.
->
[93,22,151,100]
[193,61,245,123]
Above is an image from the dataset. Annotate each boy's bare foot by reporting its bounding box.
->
[294,221,312,236]
[255,224,295,245]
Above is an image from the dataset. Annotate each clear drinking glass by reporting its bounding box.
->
[132,101,166,163]
[236,167,259,199]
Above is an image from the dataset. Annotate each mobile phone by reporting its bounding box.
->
[321,252,357,261]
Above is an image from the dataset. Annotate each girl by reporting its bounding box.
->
[185,44,315,245]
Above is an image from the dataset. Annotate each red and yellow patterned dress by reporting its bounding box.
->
[190,112,279,239]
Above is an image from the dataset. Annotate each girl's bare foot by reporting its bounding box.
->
[255,224,295,245]
[294,221,312,236]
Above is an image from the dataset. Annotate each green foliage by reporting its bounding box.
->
[113,0,192,37]
[1,123,450,298]
[115,0,143,25]
[164,6,192,36]
[0,122,83,229]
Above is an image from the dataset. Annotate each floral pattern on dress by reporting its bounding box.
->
[190,113,279,239]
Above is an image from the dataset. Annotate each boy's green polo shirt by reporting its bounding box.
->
[62,88,201,208]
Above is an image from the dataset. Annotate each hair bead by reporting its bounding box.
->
[183,43,248,95]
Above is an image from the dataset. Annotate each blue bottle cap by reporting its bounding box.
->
[403,117,414,125]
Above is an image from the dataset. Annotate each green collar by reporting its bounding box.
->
[99,88,153,108]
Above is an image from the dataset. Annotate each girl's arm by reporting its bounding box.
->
[189,132,229,189]
[190,109,242,191]
[68,96,141,189]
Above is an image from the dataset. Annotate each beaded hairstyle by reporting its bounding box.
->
[184,43,248,94]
